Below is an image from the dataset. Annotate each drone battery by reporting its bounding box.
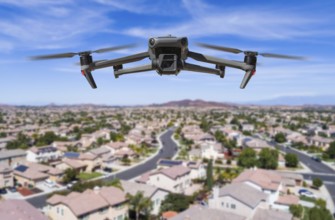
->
[158,54,177,74]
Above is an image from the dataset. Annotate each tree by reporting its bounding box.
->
[110,132,125,142]
[258,148,278,170]
[312,178,323,189]
[160,193,191,213]
[6,132,31,150]
[285,153,298,168]
[127,191,153,220]
[206,159,213,190]
[62,168,78,184]
[325,141,335,159]
[308,207,333,220]
[315,198,327,209]
[274,132,286,143]
[289,204,303,218]
[237,148,257,168]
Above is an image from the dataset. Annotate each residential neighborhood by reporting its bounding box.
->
[0,103,335,220]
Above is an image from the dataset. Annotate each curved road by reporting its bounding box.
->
[27,128,178,208]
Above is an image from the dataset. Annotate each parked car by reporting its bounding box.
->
[8,186,17,193]
[299,189,316,198]
[44,179,56,188]
[103,167,113,173]
[0,188,7,194]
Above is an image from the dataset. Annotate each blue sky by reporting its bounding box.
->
[0,0,335,105]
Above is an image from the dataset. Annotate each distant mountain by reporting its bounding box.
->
[150,99,237,108]
[249,95,335,106]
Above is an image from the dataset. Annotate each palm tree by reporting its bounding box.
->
[126,191,153,220]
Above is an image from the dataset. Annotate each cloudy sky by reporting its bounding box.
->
[0,0,335,105]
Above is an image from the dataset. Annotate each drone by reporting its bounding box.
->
[30,35,305,89]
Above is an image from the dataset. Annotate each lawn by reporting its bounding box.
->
[299,195,316,203]
[78,172,102,181]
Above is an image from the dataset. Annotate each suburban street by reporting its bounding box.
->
[26,128,178,209]
[277,144,335,207]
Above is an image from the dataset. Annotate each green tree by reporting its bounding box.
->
[127,191,153,220]
[285,153,298,168]
[315,198,327,209]
[289,204,303,218]
[160,193,191,213]
[258,148,278,170]
[237,148,257,168]
[308,207,333,220]
[312,178,323,189]
[6,132,31,149]
[110,132,125,142]
[274,132,286,143]
[325,142,335,159]
[62,168,78,184]
[206,159,213,190]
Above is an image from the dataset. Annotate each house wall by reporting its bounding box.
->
[14,174,47,187]
[26,150,62,163]
[148,173,191,194]
[47,202,128,220]
[151,190,169,215]
[0,171,13,188]
[208,195,256,218]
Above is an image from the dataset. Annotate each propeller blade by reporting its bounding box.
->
[29,52,78,60]
[93,44,137,54]
[197,43,243,54]
[259,53,306,60]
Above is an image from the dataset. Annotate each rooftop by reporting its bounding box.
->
[0,199,48,220]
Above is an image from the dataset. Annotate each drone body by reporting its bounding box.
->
[30,36,304,89]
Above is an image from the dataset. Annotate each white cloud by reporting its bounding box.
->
[0,1,113,51]
[123,0,333,40]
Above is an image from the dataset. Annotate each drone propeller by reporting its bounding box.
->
[29,44,136,60]
[197,43,306,60]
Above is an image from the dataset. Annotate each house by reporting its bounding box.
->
[13,162,64,186]
[243,138,269,152]
[274,194,299,210]
[242,124,255,132]
[102,141,128,155]
[209,183,268,218]
[252,208,292,220]
[78,153,102,172]
[232,169,282,204]
[200,141,224,162]
[89,146,110,157]
[47,186,128,220]
[0,164,13,188]
[137,165,192,194]
[121,180,169,215]
[0,199,48,220]
[54,158,87,173]
[157,160,206,180]
[14,165,49,187]
[26,146,62,163]
[170,205,246,220]
[308,136,333,150]
[0,149,26,167]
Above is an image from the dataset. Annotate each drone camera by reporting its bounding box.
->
[157,54,177,74]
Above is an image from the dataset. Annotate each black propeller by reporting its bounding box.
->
[197,43,306,60]
[29,44,136,60]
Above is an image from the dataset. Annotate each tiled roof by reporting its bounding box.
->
[170,205,245,220]
[218,183,268,208]
[233,169,281,191]
[0,199,48,220]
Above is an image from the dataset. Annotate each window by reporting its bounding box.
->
[221,202,224,207]
[79,215,89,220]
[231,204,236,209]
[56,207,59,214]
[156,198,159,205]
[157,176,159,181]
[226,203,229,208]
[61,209,64,216]
[99,207,108,214]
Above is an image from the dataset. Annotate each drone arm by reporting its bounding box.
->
[92,52,149,70]
[114,64,153,78]
[183,62,221,75]
[187,51,253,71]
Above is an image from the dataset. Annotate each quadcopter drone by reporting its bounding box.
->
[30,36,305,89]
